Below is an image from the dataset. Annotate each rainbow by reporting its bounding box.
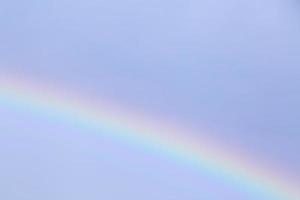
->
[0,73,299,200]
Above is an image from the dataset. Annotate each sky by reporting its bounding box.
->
[0,0,300,199]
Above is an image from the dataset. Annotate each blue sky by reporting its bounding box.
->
[0,0,299,199]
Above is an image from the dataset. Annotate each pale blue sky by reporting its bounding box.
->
[0,0,299,199]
